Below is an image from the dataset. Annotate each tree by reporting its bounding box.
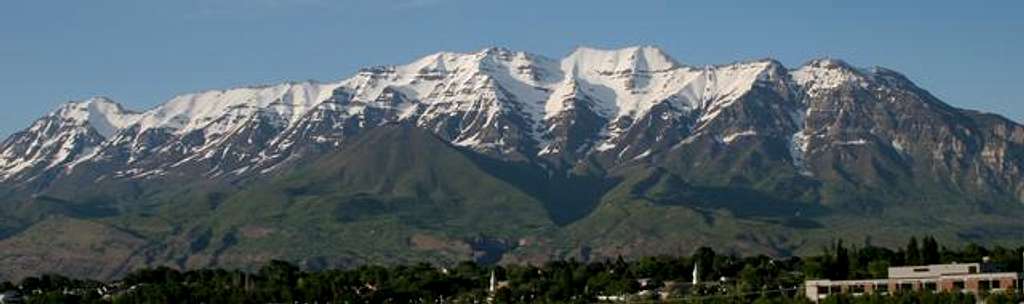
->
[833,241,850,280]
[906,237,921,265]
[922,236,940,264]
[259,260,299,285]
[258,260,300,302]
[803,259,826,279]
[867,260,890,279]
[738,264,767,292]
[632,256,663,279]
[692,247,717,281]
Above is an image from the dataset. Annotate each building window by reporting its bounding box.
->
[924,282,937,291]
[818,286,829,295]
[874,284,888,293]
[992,280,1001,289]
[953,280,965,290]
[830,286,842,294]
[900,283,914,291]
[851,285,865,294]
[913,268,930,272]
[969,266,977,274]
[980,280,992,291]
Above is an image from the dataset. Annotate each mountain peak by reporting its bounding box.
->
[51,97,140,138]
[396,50,489,76]
[565,45,680,74]
[804,57,853,68]
[869,66,917,88]
[791,58,870,91]
[396,47,546,74]
[476,46,515,56]
[54,96,121,112]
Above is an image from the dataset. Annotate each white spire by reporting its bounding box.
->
[692,263,699,285]
[489,270,497,293]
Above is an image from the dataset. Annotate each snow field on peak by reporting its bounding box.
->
[135,82,343,136]
[53,97,142,138]
[790,59,870,93]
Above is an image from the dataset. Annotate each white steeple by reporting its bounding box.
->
[692,263,699,285]
[489,270,497,293]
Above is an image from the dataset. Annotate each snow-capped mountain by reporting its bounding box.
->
[0,97,140,181]
[3,46,1024,281]
[2,46,1022,203]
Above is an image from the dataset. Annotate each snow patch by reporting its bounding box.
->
[836,139,869,146]
[792,59,869,95]
[722,130,757,144]
[631,149,652,160]
[789,132,812,176]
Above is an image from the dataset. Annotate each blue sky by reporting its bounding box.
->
[2,0,1021,136]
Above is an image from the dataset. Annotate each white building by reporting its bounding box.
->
[805,262,1019,302]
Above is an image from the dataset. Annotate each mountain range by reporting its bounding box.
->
[1,46,1022,281]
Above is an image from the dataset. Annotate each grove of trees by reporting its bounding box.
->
[4,236,1023,303]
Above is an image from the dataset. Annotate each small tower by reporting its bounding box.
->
[692,263,699,285]
[487,270,498,303]
[489,270,497,293]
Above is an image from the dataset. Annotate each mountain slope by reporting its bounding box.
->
[1,46,1023,280]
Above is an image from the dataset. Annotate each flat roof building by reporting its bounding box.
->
[805,262,1018,302]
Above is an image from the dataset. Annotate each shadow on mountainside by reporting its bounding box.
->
[462,152,619,227]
